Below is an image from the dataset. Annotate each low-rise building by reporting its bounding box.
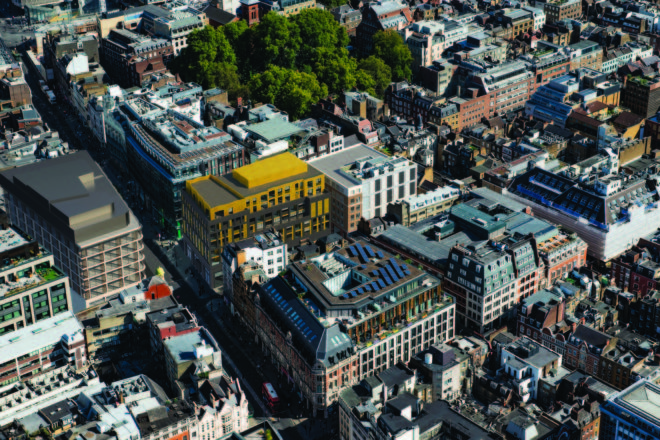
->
[565,325,616,375]
[79,276,175,367]
[542,0,581,24]
[500,336,562,402]
[162,327,223,397]
[410,343,470,402]
[221,231,287,298]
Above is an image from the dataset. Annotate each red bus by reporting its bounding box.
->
[262,382,280,412]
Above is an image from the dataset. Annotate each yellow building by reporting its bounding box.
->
[182,153,331,289]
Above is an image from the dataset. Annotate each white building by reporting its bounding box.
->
[309,144,418,233]
[399,21,446,69]
[500,337,561,402]
[222,231,287,297]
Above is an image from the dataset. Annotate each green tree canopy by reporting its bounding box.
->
[316,0,348,8]
[313,47,357,94]
[357,56,392,98]
[372,30,412,82]
[170,26,236,86]
[223,20,252,78]
[251,12,300,71]
[292,9,349,69]
[249,66,328,120]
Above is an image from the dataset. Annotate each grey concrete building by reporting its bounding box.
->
[0,152,145,310]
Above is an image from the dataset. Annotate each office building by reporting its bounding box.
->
[182,153,330,289]
[122,98,245,237]
[0,152,145,309]
[221,231,287,297]
[505,156,660,261]
[0,225,71,335]
[600,380,660,440]
[399,21,445,71]
[146,305,199,352]
[0,311,86,387]
[386,186,460,227]
[254,241,455,416]
[147,6,205,56]
[309,144,417,234]
[622,75,660,119]
[100,29,173,88]
[541,0,581,24]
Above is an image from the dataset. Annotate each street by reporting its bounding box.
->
[13,40,337,440]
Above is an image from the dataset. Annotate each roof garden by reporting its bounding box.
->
[0,265,65,298]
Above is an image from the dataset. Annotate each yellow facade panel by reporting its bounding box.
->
[232,153,308,189]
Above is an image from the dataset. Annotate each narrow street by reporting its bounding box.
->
[19,50,336,440]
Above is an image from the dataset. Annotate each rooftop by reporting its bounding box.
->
[243,118,303,143]
[605,379,660,426]
[188,153,323,209]
[163,327,219,365]
[0,152,140,245]
[0,311,82,365]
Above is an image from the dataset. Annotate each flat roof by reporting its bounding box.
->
[309,144,390,189]
[189,156,323,209]
[0,226,28,254]
[0,311,82,365]
[243,118,303,143]
[233,153,308,188]
[0,152,139,245]
[163,328,215,364]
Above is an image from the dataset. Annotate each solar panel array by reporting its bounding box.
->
[265,283,317,343]
[340,244,414,300]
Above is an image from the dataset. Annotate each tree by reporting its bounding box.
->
[313,47,357,94]
[354,68,377,97]
[170,26,237,88]
[372,29,413,82]
[251,12,300,71]
[357,56,392,97]
[223,20,252,79]
[316,0,348,8]
[249,66,328,120]
[292,9,349,69]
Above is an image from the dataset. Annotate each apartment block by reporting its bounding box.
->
[409,343,470,402]
[0,152,145,309]
[399,21,445,71]
[253,241,455,416]
[122,98,245,237]
[0,225,71,335]
[356,1,412,56]
[183,153,330,289]
[309,144,417,234]
[0,311,86,387]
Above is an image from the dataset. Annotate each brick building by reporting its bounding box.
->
[565,325,616,375]
[622,75,660,119]
[100,29,173,89]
